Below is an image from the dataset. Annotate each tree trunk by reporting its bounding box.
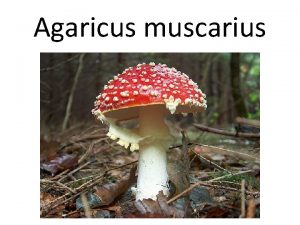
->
[45,54,55,125]
[62,53,86,131]
[117,53,125,70]
[230,53,247,118]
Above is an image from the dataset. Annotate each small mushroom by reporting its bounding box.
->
[92,63,207,201]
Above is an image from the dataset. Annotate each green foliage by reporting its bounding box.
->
[209,112,219,124]
[241,53,260,120]
[247,110,260,120]
[249,92,258,103]
[211,171,259,190]
[250,65,260,76]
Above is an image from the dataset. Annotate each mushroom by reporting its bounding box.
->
[92,62,207,201]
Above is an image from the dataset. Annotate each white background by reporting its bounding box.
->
[1,0,300,224]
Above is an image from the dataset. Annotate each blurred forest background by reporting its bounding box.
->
[40,53,260,133]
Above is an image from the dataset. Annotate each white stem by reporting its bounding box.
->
[136,105,170,200]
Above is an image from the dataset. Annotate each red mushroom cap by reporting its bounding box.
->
[92,63,206,120]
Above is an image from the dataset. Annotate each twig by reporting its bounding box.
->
[189,181,258,196]
[60,134,107,149]
[240,179,246,218]
[167,170,253,204]
[63,159,133,186]
[169,143,194,150]
[209,170,253,182]
[64,174,96,187]
[81,193,92,218]
[78,142,95,164]
[181,131,190,180]
[78,168,105,173]
[69,174,77,181]
[105,160,138,173]
[246,199,256,218]
[189,154,197,167]
[211,180,240,186]
[58,160,94,182]
[196,144,259,161]
[41,160,138,217]
[49,169,70,181]
[41,174,106,217]
[193,123,260,139]
[60,141,88,152]
[78,126,107,137]
[41,179,76,194]
[191,149,233,174]
[71,134,108,143]
[171,142,259,161]
[63,209,81,218]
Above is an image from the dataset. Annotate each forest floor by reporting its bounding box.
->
[40,123,260,218]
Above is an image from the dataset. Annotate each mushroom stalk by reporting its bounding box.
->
[136,105,171,200]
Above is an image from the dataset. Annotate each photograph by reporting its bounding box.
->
[40,53,260,218]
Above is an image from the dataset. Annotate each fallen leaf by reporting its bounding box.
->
[195,203,236,218]
[94,165,137,205]
[93,209,114,218]
[209,153,226,161]
[46,205,65,217]
[40,192,65,218]
[126,213,168,218]
[76,165,137,209]
[40,138,60,161]
[41,153,78,176]
[40,192,55,208]
[167,161,190,197]
[205,205,227,217]
[190,186,213,206]
[133,192,185,218]
[103,206,122,218]
[76,192,102,210]
[193,145,205,154]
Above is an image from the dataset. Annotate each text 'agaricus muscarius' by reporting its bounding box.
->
[92,63,207,201]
